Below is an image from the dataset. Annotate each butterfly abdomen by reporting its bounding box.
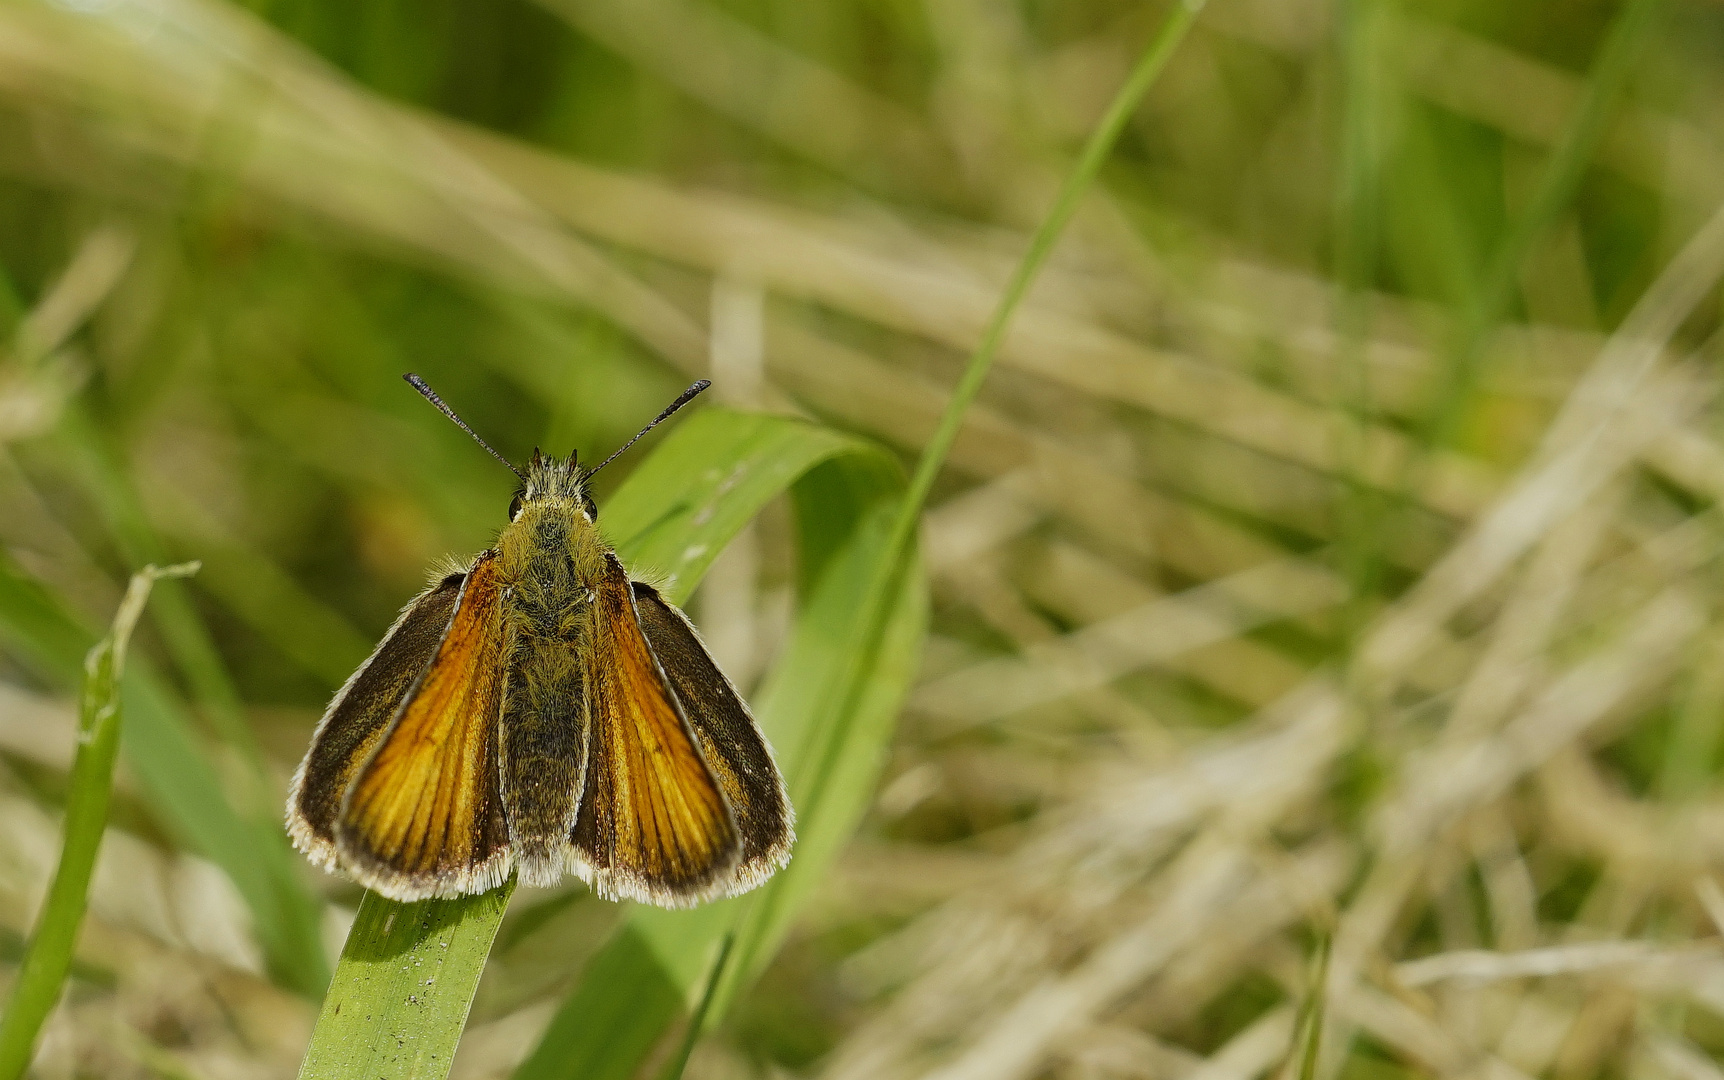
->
[495,500,603,886]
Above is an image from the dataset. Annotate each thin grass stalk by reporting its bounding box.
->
[888,0,1209,546]
[1332,0,1393,645]
[1421,0,1667,452]
[1284,934,1332,1080]
[0,561,200,1080]
[720,0,1213,996]
[1353,0,1668,678]
[658,933,734,1080]
[57,409,270,782]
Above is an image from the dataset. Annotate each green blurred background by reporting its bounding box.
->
[3,0,1724,1076]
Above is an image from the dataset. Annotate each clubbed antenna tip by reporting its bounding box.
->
[404,373,524,480]
[586,379,711,478]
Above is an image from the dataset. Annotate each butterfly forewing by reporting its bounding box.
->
[336,553,512,899]
[632,581,793,890]
[287,570,464,870]
[572,556,739,905]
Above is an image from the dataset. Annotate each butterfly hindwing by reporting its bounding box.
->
[632,581,793,890]
[571,556,739,904]
[335,552,513,899]
[286,570,465,871]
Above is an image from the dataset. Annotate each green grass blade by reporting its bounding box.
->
[878,0,1207,559]
[0,549,331,997]
[1331,0,1394,641]
[708,0,1208,997]
[55,409,270,778]
[0,561,198,1080]
[308,408,907,1080]
[656,933,733,1080]
[185,536,373,688]
[0,551,92,687]
[508,925,685,1080]
[1286,934,1332,1080]
[684,479,927,1014]
[297,882,517,1080]
[1420,0,1667,451]
[121,673,332,995]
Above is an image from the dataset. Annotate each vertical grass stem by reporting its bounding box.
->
[0,561,200,1080]
[888,0,1207,554]
[718,0,1211,1020]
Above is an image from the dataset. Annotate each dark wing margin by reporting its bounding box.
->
[631,581,793,892]
[286,568,465,871]
[570,556,739,906]
[332,553,513,900]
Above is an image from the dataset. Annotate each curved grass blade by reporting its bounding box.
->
[0,552,330,997]
[35,404,333,994]
[0,561,199,1080]
[55,410,271,782]
[302,408,909,1080]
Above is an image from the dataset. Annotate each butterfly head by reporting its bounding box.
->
[401,372,709,530]
[511,449,596,523]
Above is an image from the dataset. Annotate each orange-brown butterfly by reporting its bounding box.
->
[286,375,793,906]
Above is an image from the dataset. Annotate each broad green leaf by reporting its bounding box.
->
[304,408,920,1080]
[0,550,330,996]
[598,409,875,603]
[298,882,517,1080]
[627,469,927,1018]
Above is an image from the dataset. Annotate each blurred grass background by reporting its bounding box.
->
[1,0,1724,1077]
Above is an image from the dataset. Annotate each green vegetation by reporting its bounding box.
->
[0,562,197,1080]
[0,0,1722,1077]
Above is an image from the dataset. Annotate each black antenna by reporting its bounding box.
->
[404,373,524,480]
[586,380,711,478]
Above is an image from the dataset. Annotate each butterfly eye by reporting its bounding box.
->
[583,491,599,520]
[508,492,525,521]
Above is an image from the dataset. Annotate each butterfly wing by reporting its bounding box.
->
[286,569,465,872]
[335,552,513,900]
[632,581,793,892]
[571,556,739,905]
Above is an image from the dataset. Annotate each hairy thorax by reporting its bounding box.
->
[496,498,610,646]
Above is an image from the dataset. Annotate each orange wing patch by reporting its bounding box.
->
[337,553,512,899]
[572,558,738,904]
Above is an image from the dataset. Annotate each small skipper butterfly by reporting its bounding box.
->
[286,375,793,906]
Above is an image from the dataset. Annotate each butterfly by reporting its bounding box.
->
[286,375,792,906]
